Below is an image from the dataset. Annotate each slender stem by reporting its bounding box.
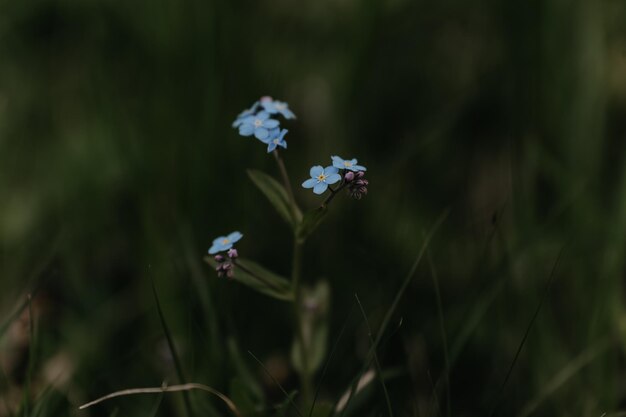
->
[291,239,313,406]
[272,148,313,405]
[321,182,347,207]
[78,383,241,417]
[273,150,296,209]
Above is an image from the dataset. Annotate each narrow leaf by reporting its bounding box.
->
[204,257,294,301]
[248,169,302,228]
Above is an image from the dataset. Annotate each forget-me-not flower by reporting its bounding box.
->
[238,111,280,140]
[232,101,260,128]
[261,97,296,119]
[262,128,288,153]
[331,155,367,172]
[302,166,341,195]
[208,231,243,255]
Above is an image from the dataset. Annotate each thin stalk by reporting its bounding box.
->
[248,351,304,417]
[273,150,296,212]
[291,240,313,406]
[322,182,347,207]
[426,250,451,417]
[151,281,194,417]
[79,383,240,417]
[354,294,393,417]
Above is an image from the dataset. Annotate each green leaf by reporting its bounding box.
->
[296,206,328,241]
[205,256,294,301]
[291,281,330,374]
[248,169,302,228]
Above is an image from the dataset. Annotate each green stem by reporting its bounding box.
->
[321,182,347,207]
[273,150,297,214]
[292,239,313,406]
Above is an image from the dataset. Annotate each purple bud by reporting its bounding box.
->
[346,174,369,200]
[344,171,355,182]
[214,254,225,263]
[227,248,239,259]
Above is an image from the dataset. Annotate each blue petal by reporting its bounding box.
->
[255,128,269,140]
[352,165,367,171]
[213,236,227,245]
[239,124,254,136]
[264,119,279,129]
[267,142,277,152]
[280,108,296,119]
[257,111,270,121]
[302,178,317,188]
[279,129,288,139]
[324,166,339,175]
[331,155,344,164]
[313,182,328,195]
[325,173,341,184]
[208,244,221,255]
[228,231,243,242]
[310,165,324,177]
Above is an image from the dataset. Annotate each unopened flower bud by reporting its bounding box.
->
[347,174,369,200]
[214,254,225,263]
[344,171,355,182]
[227,248,239,259]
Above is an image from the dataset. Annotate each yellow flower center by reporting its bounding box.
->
[273,138,280,144]
[221,238,230,245]
[343,161,353,167]
[317,174,327,182]
[253,119,263,127]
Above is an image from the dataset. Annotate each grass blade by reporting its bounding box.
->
[488,247,564,417]
[79,382,241,417]
[517,339,610,417]
[309,302,356,417]
[426,249,451,417]
[336,209,450,417]
[151,280,193,417]
[354,294,393,417]
[248,350,304,417]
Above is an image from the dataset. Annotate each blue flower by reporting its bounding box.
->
[262,128,288,153]
[238,111,280,140]
[302,165,341,195]
[208,231,243,255]
[261,97,296,119]
[331,155,367,172]
[232,101,260,128]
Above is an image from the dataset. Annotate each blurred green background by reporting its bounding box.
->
[1,0,625,416]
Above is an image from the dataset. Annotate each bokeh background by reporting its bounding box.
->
[1,0,625,416]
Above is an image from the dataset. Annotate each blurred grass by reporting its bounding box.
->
[1,0,625,416]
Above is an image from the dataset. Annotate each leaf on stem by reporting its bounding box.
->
[248,169,302,229]
[205,256,294,301]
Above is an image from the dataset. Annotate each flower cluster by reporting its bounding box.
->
[208,232,242,278]
[302,155,368,199]
[232,97,296,153]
